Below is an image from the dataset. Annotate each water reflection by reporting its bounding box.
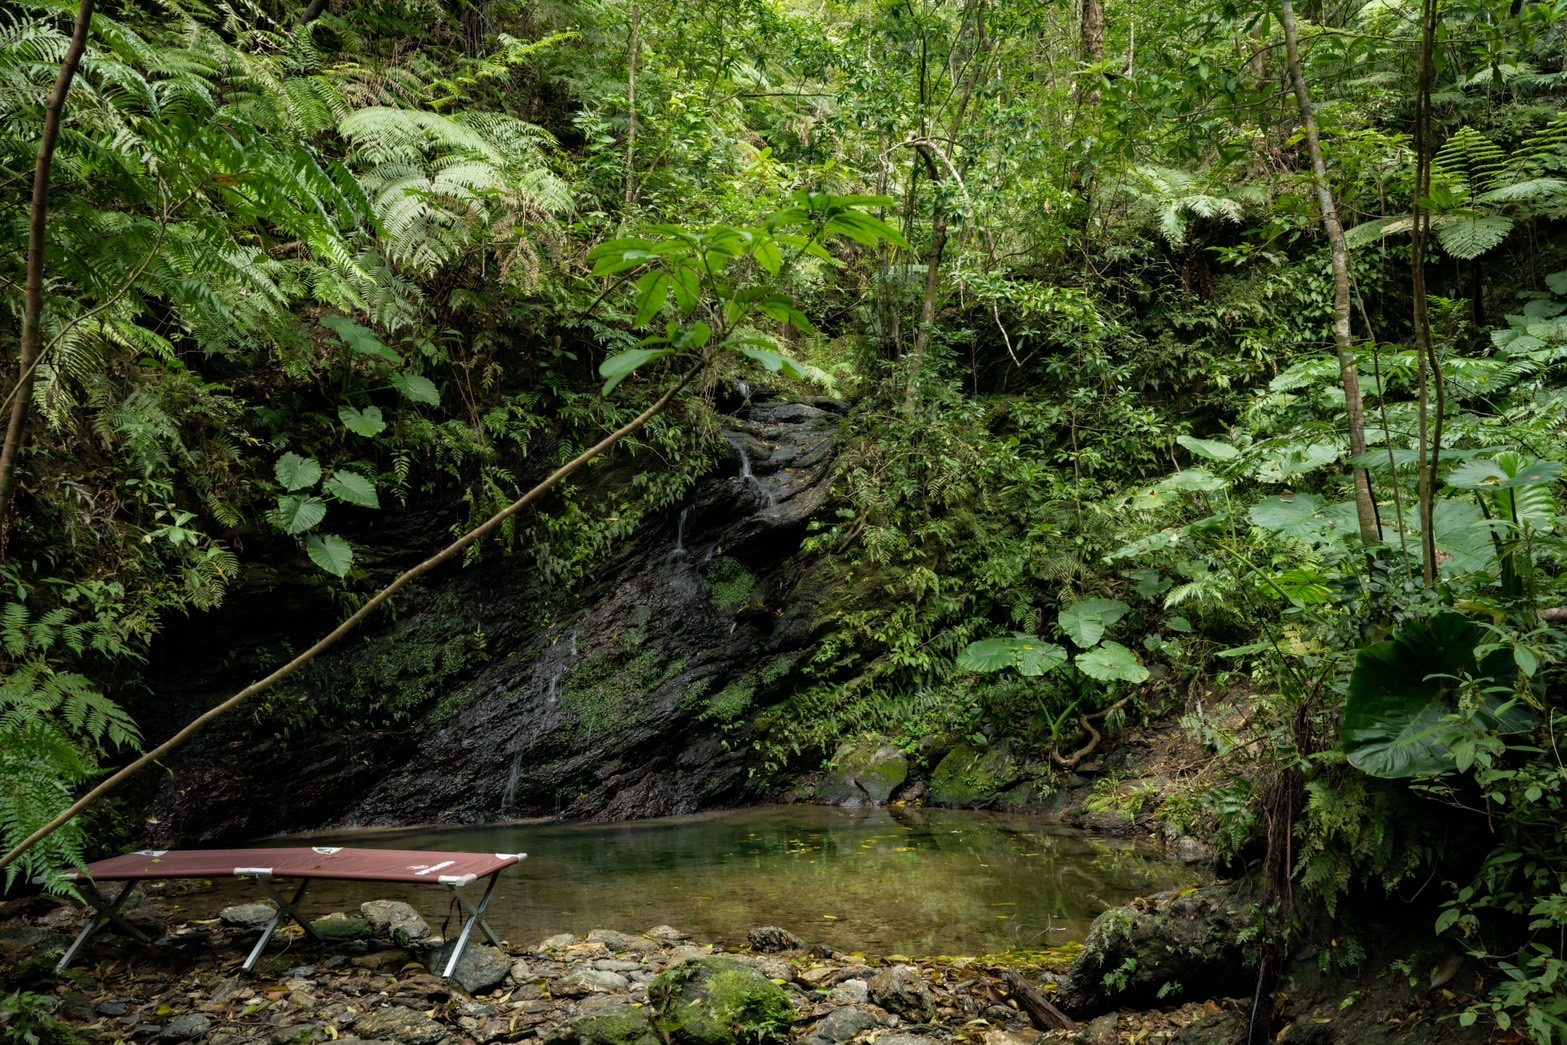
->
[210,806,1202,957]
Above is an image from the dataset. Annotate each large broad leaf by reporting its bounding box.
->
[1256,442,1340,481]
[633,270,670,327]
[321,316,402,363]
[1343,612,1529,779]
[1059,598,1130,648]
[752,236,782,275]
[388,371,440,405]
[1445,453,1562,491]
[324,470,379,509]
[1248,494,1328,536]
[669,265,701,313]
[1403,499,1497,575]
[1075,641,1150,683]
[1128,485,1177,511]
[1494,480,1557,536]
[275,452,321,492]
[1177,434,1238,461]
[1162,468,1227,492]
[339,404,387,437]
[1250,495,1365,547]
[727,340,807,380]
[599,347,672,395]
[957,634,1067,677]
[274,494,327,535]
[306,533,354,577]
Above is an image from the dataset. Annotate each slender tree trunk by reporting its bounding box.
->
[902,1,986,411]
[903,200,950,409]
[0,364,703,876]
[1280,0,1379,543]
[1080,0,1104,107]
[623,3,640,216]
[0,0,94,539]
[1411,0,1444,585]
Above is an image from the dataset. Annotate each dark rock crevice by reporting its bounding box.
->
[141,397,845,844]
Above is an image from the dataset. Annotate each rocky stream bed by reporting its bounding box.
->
[0,878,1489,1045]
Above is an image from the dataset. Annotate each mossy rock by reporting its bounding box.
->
[1054,884,1256,1015]
[545,1004,661,1045]
[818,735,908,805]
[650,958,794,1045]
[928,740,1021,806]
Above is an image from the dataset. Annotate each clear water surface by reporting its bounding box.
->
[189,806,1202,957]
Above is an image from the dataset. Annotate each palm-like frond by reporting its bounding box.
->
[339,106,571,276]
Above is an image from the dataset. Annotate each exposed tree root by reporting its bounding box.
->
[1051,697,1130,769]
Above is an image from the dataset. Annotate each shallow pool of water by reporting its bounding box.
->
[190,806,1201,957]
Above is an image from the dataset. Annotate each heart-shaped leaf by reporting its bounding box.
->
[339,404,387,437]
[274,494,327,535]
[306,533,354,577]
[1343,611,1530,779]
[388,372,440,405]
[958,634,1068,677]
[275,453,322,492]
[1059,598,1130,648]
[325,471,379,509]
[1075,641,1150,683]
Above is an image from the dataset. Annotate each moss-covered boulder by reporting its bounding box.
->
[544,1003,661,1045]
[928,740,1022,806]
[817,736,908,806]
[1053,883,1256,1016]
[650,958,795,1045]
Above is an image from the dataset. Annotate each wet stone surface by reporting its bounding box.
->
[0,889,1491,1045]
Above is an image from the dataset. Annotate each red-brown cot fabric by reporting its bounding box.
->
[67,848,519,885]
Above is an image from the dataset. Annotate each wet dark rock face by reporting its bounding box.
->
[143,398,845,843]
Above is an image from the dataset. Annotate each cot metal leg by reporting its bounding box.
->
[242,878,316,972]
[56,881,147,973]
[441,873,503,978]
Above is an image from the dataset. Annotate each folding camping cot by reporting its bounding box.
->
[51,846,525,979]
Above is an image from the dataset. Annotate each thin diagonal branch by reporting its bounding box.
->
[0,0,95,535]
[0,362,705,876]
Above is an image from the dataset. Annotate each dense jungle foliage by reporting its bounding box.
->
[3,0,1567,1037]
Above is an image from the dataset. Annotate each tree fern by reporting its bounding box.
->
[340,106,570,276]
[1114,165,1256,248]
[1350,121,1567,259]
[1,720,98,894]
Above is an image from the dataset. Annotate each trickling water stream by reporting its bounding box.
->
[725,433,777,509]
[226,807,1202,957]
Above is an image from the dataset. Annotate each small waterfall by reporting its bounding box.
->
[727,434,775,507]
[666,506,699,595]
[546,671,560,704]
[671,507,690,560]
[735,378,752,404]
[501,750,523,815]
[568,629,578,656]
